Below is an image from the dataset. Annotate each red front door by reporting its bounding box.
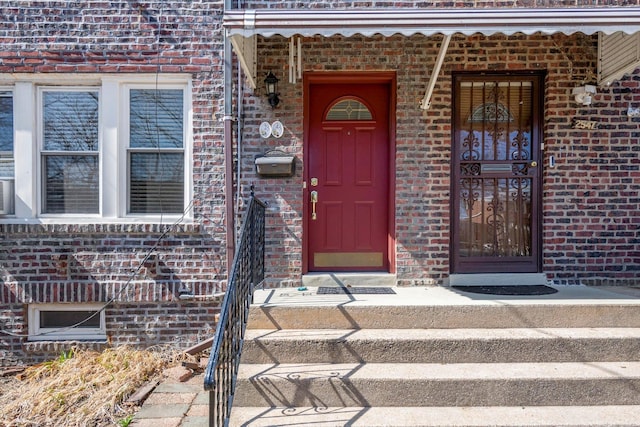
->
[306,81,390,272]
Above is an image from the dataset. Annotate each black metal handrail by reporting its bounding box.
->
[204,191,266,427]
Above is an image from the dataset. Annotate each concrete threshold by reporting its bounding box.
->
[448,273,549,286]
[302,272,396,288]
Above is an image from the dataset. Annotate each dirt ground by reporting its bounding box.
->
[0,347,191,427]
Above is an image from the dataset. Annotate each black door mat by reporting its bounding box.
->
[317,287,396,295]
[452,285,558,296]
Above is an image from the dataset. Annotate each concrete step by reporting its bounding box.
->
[236,287,640,425]
[233,362,640,407]
[230,405,640,426]
[247,303,640,329]
[241,328,640,364]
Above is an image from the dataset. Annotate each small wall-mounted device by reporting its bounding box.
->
[0,178,15,215]
[255,150,296,177]
[628,106,640,117]
[572,85,597,106]
[549,155,556,168]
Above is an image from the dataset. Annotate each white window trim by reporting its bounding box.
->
[120,82,193,220]
[28,303,106,341]
[13,81,35,219]
[0,74,193,224]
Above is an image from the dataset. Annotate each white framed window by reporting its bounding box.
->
[0,74,192,222]
[38,88,100,215]
[28,303,106,341]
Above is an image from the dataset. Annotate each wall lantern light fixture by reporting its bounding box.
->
[265,71,280,108]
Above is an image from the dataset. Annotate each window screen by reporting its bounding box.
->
[41,90,99,214]
[40,310,101,329]
[0,92,13,178]
[128,89,184,214]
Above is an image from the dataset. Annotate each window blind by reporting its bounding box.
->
[128,89,184,214]
[0,92,13,178]
[41,90,99,214]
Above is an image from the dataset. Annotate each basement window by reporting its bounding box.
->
[28,304,106,341]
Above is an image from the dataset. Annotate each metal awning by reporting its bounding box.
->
[225,8,640,38]
[224,7,640,90]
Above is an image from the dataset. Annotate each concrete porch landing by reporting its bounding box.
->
[253,284,640,307]
[250,285,640,330]
[249,285,640,329]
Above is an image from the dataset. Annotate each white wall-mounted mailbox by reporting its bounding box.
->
[255,152,296,177]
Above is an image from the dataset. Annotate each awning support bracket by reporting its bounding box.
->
[230,34,257,89]
[420,34,452,110]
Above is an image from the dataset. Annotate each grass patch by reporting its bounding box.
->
[0,346,186,426]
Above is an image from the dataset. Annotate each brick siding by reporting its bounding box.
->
[2,1,640,365]
[0,1,227,364]
[248,32,640,287]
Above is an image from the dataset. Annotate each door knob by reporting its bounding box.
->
[310,191,318,220]
[530,161,538,168]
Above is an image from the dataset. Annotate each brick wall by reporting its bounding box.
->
[545,73,640,285]
[106,302,218,346]
[246,31,640,287]
[0,1,227,364]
